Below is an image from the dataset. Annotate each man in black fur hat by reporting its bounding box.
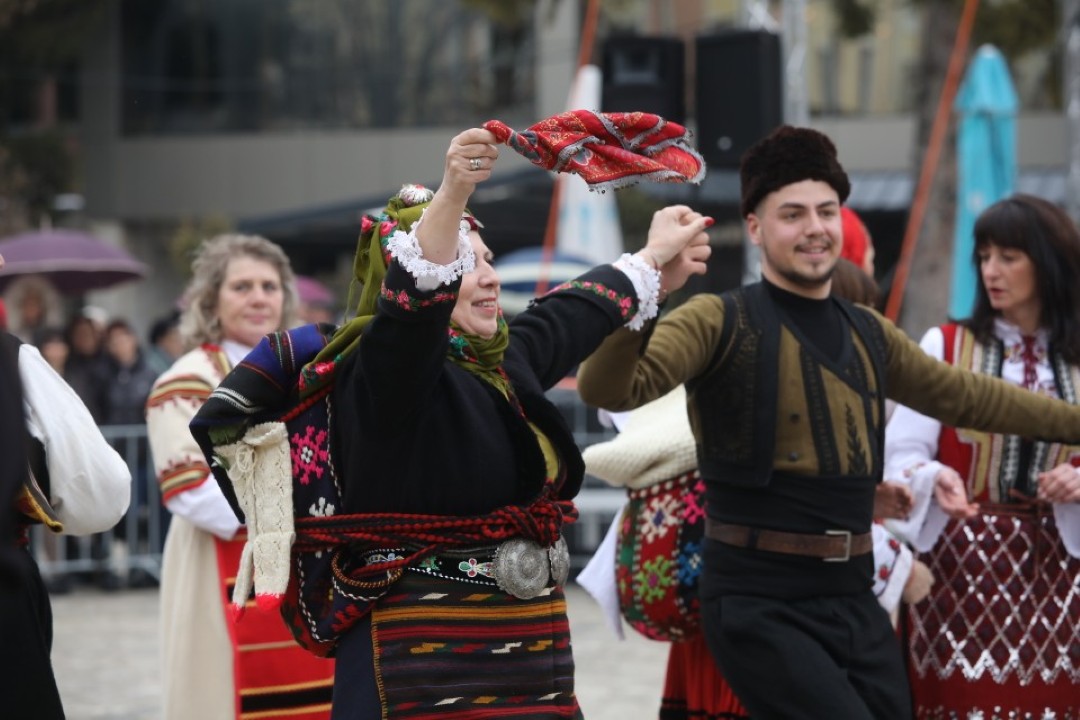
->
[578,125,1080,718]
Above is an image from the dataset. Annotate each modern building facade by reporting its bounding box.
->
[63,0,1069,333]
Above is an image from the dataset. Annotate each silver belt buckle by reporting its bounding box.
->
[492,536,569,599]
[824,529,852,562]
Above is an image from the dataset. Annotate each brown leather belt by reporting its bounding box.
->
[705,519,872,562]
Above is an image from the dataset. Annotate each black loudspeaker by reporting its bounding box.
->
[601,36,685,124]
[695,31,783,169]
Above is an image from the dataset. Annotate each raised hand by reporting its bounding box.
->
[1037,463,1080,503]
[419,128,500,265]
[440,127,500,202]
[660,235,712,297]
[933,466,980,519]
[638,206,713,295]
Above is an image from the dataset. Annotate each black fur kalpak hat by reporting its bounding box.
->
[739,125,851,218]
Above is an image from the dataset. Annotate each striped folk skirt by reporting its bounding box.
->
[335,569,583,719]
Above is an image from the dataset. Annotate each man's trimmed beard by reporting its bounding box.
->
[760,242,837,291]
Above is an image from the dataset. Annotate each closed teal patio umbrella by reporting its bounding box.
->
[950,45,1018,319]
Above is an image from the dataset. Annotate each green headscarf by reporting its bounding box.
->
[298,184,509,400]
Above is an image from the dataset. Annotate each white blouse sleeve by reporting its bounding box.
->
[164,479,242,540]
[871,524,914,614]
[574,507,626,640]
[1054,498,1080,557]
[19,343,131,535]
[882,327,951,552]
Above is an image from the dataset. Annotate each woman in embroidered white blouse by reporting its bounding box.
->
[145,234,338,720]
[883,193,1080,718]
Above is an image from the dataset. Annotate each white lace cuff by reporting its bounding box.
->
[613,252,661,331]
[386,207,476,292]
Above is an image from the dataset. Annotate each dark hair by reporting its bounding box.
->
[830,258,880,308]
[35,326,67,348]
[966,194,1080,363]
[105,319,135,337]
[64,314,97,340]
[148,310,181,345]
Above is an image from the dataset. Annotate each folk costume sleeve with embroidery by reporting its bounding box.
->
[358,247,657,428]
[509,265,645,390]
[870,523,915,613]
[19,343,131,535]
[146,348,242,539]
[355,258,466,432]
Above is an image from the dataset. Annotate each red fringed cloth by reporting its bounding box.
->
[485,110,706,191]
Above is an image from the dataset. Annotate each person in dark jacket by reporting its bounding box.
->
[101,319,160,427]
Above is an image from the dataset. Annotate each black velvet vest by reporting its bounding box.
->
[687,282,889,489]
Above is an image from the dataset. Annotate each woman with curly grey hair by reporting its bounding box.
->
[145,233,334,720]
[176,233,299,349]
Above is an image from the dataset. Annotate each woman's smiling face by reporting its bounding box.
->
[451,232,501,339]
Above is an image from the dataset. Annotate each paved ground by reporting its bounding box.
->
[50,583,669,720]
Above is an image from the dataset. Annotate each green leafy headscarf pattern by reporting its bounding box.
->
[297,185,507,400]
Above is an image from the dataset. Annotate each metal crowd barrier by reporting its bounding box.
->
[31,424,165,589]
[31,392,626,586]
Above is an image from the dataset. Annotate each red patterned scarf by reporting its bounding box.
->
[485,110,706,191]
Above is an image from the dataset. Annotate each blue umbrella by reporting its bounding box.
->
[950,44,1018,319]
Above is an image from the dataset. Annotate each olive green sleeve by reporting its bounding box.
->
[875,311,1080,442]
[577,294,726,412]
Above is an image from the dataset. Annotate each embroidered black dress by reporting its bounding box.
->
[329,259,640,719]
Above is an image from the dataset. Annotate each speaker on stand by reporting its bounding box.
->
[695,30,783,170]
[601,36,685,123]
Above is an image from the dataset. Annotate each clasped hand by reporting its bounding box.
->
[934,462,1080,518]
[1037,463,1080,503]
[874,481,914,520]
[638,206,714,296]
[933,467,980,519]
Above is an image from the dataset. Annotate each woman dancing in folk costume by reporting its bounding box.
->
[190,121,711,718]
[884,194,1080,719]
[145,234,335,720]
